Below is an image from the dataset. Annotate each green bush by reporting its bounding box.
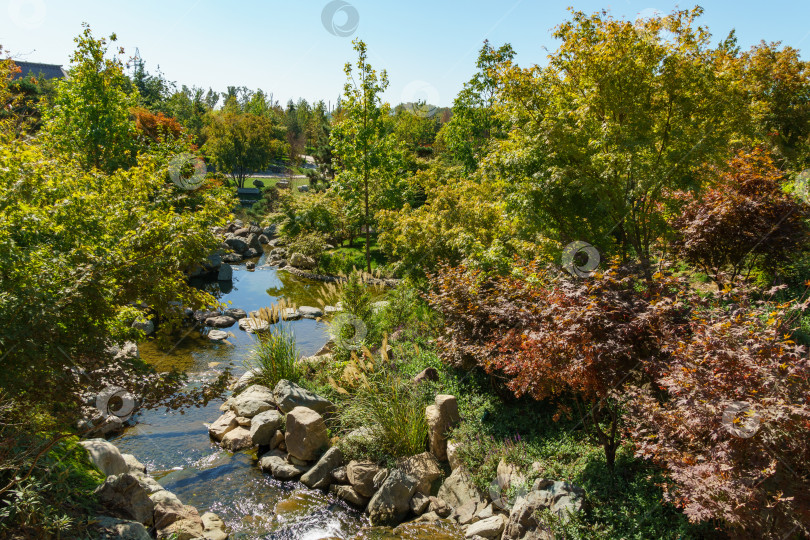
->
[317,251,367,276]
[286,233,328,258]
[246,324,301,388]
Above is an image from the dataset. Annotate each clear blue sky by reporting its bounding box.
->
[2,0,810,108]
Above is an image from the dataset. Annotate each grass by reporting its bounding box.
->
[337,369,431,463]
[245,323,302,388]
[327,236,387,270]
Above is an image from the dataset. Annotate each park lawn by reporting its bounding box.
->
[329,237,387,270]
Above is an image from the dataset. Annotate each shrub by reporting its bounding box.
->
[427,262,683,470]
[670,148,810,286]
[286,232,328,259]
[246,324,301,388]
[627,284,810,538]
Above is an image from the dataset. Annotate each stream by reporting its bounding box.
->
[112,249,368,539]
[112,248,462,539]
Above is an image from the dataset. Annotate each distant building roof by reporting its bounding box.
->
[12,61,66,80]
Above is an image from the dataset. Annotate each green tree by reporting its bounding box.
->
[331,39,402,272]
[43,25,138,173]
[204,111,287,188]
[436,40,514,172]
[487,8,747,277]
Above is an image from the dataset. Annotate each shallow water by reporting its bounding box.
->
[113,250,461,539]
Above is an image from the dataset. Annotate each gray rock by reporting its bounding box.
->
[410,492,430,515]
[437,468,486,509]
[258,234,271,245]
[259,453,308,480]
[414,367,440,385]
[330,484,369,507]
[220,427,253,451]
[224,308,247,319]
[205,315,236,328]
[289,252,316,270]
[367,468,419,526]
[122,453,147,474]
[238,317,270,333]
[224,237,248,252]
[95,473,154,526]
[301,446,344,489]
[217,264,233,281]
[452,500,483,525]
[269,429,285,450]
[246,261,256,270]
[246,233,261,251]
[282,307,301,320]
[222,252,242,263]
[201,512,229,540]
[233,228,250,237]
[274,379,334,415]
[131,318,154,336]
[93,516,151,540]
[398,452,442,496]
[79,439,128,477]
[331,465,348,483]
[347,460,384,498]
[208,329,229,341]
[232,398,273,419]
[208,411,238,441]
[501,481,585,540]
[250,410,284,446]
[447,441,462,471]
[465,515,506,539]
[243,248,261,258]
[298,306,324,319]
[284,406,329,462]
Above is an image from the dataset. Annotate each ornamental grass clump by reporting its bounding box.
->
[247,324,301,388]
[338,370,430,460]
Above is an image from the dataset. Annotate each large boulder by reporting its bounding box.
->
[208,411,238,441]
[201,512,229,540]
[398,452,442,496]
[93,516,151,540]
[217,264,233,281]
[152,492,205,540]
[230,385,275,418]
[447,441,462,471]
[367,468,419,526]
[79,439,129,477]
[501,480,585,540]
[426,394,460,461]
[284,406,329,461]
[250,410,284,446]
[437,468,486,509]
[94,473,154,526]
[204,315,236,328]
[289,252,316,270]
[346,460,384,498]
[122,454,147,474]
[301,446,344,489]
[224,236,248,253]
[259,451,308,480]
[220,426,253,451]
[274,379,333,414]
[246,233,262,251]
[465,514,507,539]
